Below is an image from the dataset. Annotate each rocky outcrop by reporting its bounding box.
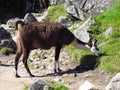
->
[24,13,38,23]
[73,16,95,42]
[29,80,53,90]
[106,73,120,90]
[0,27,16,53]
[64,0,114,20]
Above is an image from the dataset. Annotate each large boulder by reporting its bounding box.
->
[29,80,53,90]
[64,0,114,20]
[73,16,95,42]
[0,27,16,53]
[106,73,120,90]
[24,13,38,23]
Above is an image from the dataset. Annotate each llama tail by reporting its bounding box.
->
[15,20,25,30]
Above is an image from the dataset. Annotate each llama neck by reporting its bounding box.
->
[71,38,90,50]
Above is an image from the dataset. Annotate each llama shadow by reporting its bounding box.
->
[39,55,100,77]
[0,63,14,67]
[58,55,100,75]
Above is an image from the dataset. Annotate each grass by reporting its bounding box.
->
[23,84,30,90]
[0,47,14,55]
[48,80,68,90]
[23,80,68,90]
[44,4,73,22]
[66,0,120,73]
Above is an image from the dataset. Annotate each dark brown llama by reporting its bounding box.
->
[15,20,100,77]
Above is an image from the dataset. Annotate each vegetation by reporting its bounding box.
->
[43,0,120,73]
[44,4,73,22]
[23,80,68,90]
[90,0,120,72]
[48,80,68,90]
[0,47,14,55]
[23,84,30,90]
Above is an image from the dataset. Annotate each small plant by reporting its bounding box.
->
[44,4,73,22]
[28,62,35,69]
[0,47,13,55]
[23,84,30,90]
[48,80,68,90]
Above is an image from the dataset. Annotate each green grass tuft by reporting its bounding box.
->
[44,4,73,22]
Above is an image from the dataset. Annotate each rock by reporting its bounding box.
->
[50,0,65,5]
[0,27,16,53]
[0,24,11,31]
[64,0,114,20]
[23,13,38,23]
[73,16,95,42]
[57,16,73,27]
[23,0,41,14]
[29,80,53,90]
[105,26,113,36]
[106,73,120,90]
[36,11,48,22]
[79,80,98,90]
[0,27,11,41]
[6,18,20,28]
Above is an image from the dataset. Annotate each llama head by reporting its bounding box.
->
[88,39,101,56]
[71,38,101,56]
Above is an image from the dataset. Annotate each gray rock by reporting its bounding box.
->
[24,13,38,23]
[29,80,53,90]
[50,0,65,5]
[106,73,120,90]
[64,0,114,20]
[78,80,98,90]
[57,16,73,27]
[6,18,20,28]
[105,26,113,36]
[0,27,11,41]
[73,16,95,42]
[0,27,16,53]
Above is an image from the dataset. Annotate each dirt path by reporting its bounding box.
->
[0,49,113,90]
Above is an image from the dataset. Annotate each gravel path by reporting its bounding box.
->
[0,49,113,90]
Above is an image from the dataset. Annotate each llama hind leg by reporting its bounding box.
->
[54,45,62,73]
[15,51,22,77]
[22,50,35,77]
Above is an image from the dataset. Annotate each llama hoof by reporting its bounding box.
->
[54,70,57,73]
[16,74,20,78]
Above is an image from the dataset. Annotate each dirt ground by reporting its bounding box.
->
[0,49,113,90]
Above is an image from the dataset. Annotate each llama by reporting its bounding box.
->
[15,20,100,77]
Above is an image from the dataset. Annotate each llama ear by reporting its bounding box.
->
[92,39,97,45]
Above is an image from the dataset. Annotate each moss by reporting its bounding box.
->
[0,47,14,55]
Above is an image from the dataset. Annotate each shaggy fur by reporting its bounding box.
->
[15,21,77,77]
[15,20,100,77]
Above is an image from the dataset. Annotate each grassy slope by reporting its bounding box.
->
[90,0,120,73]
[45,1,120,73]
[44,4,70,22]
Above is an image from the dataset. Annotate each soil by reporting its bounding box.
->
[0,48,113,90]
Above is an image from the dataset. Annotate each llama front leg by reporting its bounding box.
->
[54,45,62,73]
